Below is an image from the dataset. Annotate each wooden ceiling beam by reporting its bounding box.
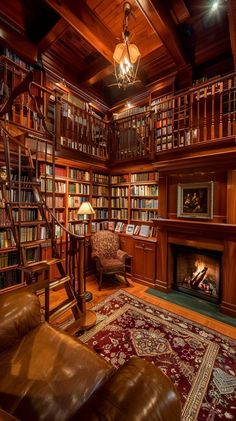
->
[136,0,187,67]
[44,0,116,63]
[38,18,69,53]
[0,19,38,63]
[78,57,113,85]
[228,0,236,70]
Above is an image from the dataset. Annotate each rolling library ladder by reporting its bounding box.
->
[0,123,92,333]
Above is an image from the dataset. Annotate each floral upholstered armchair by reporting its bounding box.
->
[91,230,131,290]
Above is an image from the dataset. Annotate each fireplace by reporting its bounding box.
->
[173,245,221,303]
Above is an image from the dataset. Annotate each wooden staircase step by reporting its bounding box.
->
[49,298,78,321]
[49,276,71,290]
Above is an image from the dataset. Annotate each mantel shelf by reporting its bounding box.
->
[153,218,236,239]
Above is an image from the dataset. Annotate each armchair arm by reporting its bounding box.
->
[91,253,103,271]
[116,249,129,263]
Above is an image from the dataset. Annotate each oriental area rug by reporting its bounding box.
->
[79,290,236,421]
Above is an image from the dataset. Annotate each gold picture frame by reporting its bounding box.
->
[177,182,214,219]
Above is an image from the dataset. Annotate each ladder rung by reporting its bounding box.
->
[46,258,62,266]
[49,276,71,290]
[49,298,78,321]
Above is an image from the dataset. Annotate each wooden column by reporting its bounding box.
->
[221,170,236,317]
[155,173,169,291]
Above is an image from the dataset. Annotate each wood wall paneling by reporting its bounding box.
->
[227,169,236,224]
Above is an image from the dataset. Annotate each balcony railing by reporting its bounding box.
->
[110,73,236,160]
[0,54,235,162]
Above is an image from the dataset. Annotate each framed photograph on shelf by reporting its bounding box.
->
[126,224,135,235]
[139,225,150,237]
[177,182,214,219]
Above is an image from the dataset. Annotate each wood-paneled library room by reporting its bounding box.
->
[0,1,236,420]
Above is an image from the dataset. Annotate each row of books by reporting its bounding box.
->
[111,187,128,197]
[130,172,158,182]
[92,197,108,207]
[0,270,19,290]
[39,163,66,178]
[111,209,128,219]
[93,173,109,184]
[12,209,38,222]
[0,209,10,225]
[47,210,65,223]
[131,199,158,209]
[95,209,109,219]
[41,179,66,193]
[19,227,37,242]
[10,173,30,182]
[9,190,35,202]
[91,221,115,233]
[69,182,90,195]
[0,231,15,248]
[92,185,109,196]
[0,252,18,268]
[46,196,64,208]
[130,185,158,196]
[110,198,128,208]
[68,222,88,236]
[68,210,84,221]
[3,48,33,70]
[68,195,87,208]
[111,175,129,184]
[131,210,158,221]
[69,168,90,181]
[113,105,149,120]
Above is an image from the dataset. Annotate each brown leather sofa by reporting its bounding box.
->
[0,289,181,421]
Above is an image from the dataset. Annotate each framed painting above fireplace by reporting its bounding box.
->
[177,181,214,219]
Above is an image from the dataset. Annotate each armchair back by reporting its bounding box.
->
[91,230,120,258]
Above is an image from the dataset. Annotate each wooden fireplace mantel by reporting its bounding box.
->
[153,218,236,318]
[154,218,236,240]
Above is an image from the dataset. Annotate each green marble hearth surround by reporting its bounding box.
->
[146,288,236,328]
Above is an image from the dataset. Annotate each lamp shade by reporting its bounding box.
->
[77,201,95,215]
[113,43,140,65]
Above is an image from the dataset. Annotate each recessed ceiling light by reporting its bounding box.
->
[126,102,131,108]
[211,1,219,11]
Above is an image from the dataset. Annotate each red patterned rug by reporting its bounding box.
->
[80,290,236,421]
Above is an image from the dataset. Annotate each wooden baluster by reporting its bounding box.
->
[228,78,232,136]
[189,92,193,145]
[177,96,181,148]
[233,76,236,135]
[211,83,215,140]
[219,81,223,138]
[196,90,200,142]
[203,87,207,141]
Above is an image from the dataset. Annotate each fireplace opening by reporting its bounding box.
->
[173,245,221,303]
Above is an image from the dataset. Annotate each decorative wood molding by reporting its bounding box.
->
[154,218,236,240]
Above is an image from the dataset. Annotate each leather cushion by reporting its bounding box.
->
[0,323,113,421]
[75,357,182,421]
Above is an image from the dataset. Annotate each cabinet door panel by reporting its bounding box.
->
[144,244,156,282]
[133,242,145,279]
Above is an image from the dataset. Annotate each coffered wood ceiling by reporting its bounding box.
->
[0,0,234,109]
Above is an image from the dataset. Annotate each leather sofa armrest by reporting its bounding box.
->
[74,357,181,421]
[0,290,41,352]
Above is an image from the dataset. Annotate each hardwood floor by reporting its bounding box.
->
[50,276,236,340]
